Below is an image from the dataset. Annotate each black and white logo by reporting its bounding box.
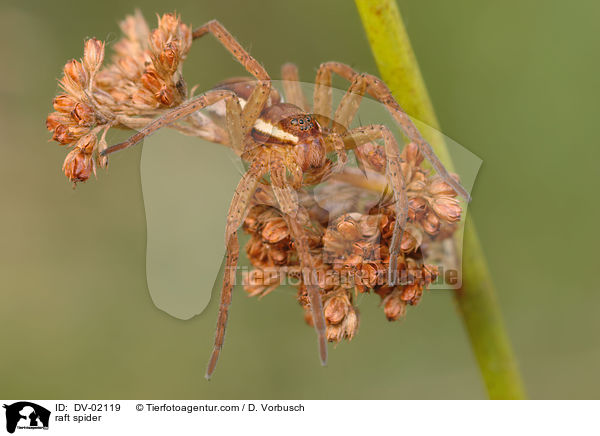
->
[3,402,50,433]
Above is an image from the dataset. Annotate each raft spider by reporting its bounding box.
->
[101,20,470,378]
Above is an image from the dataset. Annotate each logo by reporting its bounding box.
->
[3,402,50,434]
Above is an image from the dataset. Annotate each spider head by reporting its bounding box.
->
[252,103,327,171]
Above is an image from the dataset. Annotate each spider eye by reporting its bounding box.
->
[291,118,297,125]
[298,119,304,125]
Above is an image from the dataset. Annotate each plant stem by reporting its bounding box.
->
[355,0,526,399]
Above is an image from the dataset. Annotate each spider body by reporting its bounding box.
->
[101,20,470,379]
[248,105,328,186]
[212,78,329,182]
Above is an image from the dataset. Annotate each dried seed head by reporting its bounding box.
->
[71,103,95,126]
[119,9,150,48]
[422,265,439,286]
[359,214,381,237]
[77,133,97,153]
[427,176,457,197]
[261,218,289,243]
[326,306,359,342]
[407,179,426,192]
[156,86,176,106]
[159,42,179,73]
[140,69,165,94]
[423,212,441,235]
[402,284,423,305]
[63,59,87,87]
[402,141,423,167]
[46,112,69,131]
[356,141,386,172]
[324,294,349,325]
[239,163,462,344]
[243,268,281,297]
[355,262,382,290]
[97,134,109,169]
[408,197,428,221]
[53,95,77,113]
[383,290,407,321]
[400,229,418,252]
[63,147,93,184]
[48,33,116,184]
[432,196,462,223]
[51,124,74,145]
[67,124,89,138]
[337,215,361,240]
[131,88,159,109]
[117,56,144,81]
[83,38,105,73]
[344,309,359,339]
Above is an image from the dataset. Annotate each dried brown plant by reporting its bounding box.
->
[242,142,461,342]
[45,12,467,378]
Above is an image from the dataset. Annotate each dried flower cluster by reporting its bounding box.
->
[242,142,463,343]
[96,11,191,111]
[46,11,192,185]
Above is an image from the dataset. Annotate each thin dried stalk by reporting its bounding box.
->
[355,0,526,399]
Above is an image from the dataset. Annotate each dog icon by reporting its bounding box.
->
[3,402,51,434]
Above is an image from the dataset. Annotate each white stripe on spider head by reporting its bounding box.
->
[253,119,299,144]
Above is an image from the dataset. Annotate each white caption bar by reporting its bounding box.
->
[0,400,597,435]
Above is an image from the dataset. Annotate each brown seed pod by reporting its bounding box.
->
[53,95,78,113]
[83,38,105,73]
[383,290,407,321]
[432,196,462,223]
[63,148,93,183]
[261,218,289,244]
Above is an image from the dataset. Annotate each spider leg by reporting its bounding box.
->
[312,62,470,202]
[288,216,328,366]
[270,161,328,365]
[170,110,232,147]
[273,186,327,365]
[169,118,231,147]
[364,75,470,202]
[101,90,242,156]
[332,74,368,133]
[225,97,244,155]
[281,63,309,111]
[192,20,271,137]
[316,65,407,283]
[313,65,376,177]
[206,161,268,380]
[341,125,408,286]
[320,132,348,180]
[206,230,239,381]
[313,62,357,128]
[270,157,311,227]
[331,133,349,173]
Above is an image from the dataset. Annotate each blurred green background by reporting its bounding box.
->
[1,0,599,399]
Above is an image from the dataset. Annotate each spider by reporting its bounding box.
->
[101,20,470,379]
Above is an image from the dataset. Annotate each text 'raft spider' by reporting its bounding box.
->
[101,20,471,379]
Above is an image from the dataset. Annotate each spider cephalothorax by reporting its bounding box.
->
[211,79,334,189]
[244,103,330,189]
[48,14,469,379]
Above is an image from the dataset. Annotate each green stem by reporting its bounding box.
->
[355,0,526,399]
